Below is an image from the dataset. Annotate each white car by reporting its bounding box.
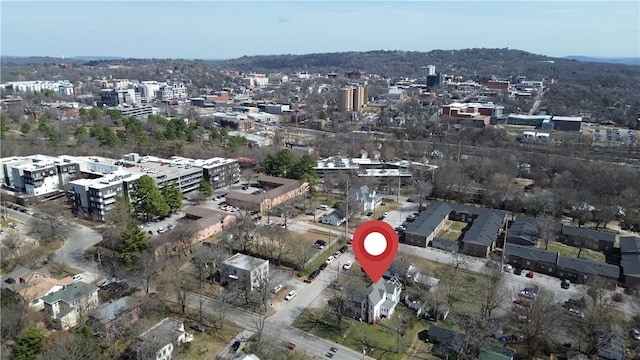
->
[325,256,335,264]
[284,290,297,301]
[632,328,640,340]
[382,212,389,218]
[343,261,353,270]
[272,284,283,294]
[72,274,83,282]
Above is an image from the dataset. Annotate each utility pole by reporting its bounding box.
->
[345,176,349,239]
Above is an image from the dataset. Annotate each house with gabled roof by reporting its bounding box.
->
[560,225,616,252]
[360,278,402,324]
[348,185,383,212]
[506,220,539,246]
[42,282,100,330]
[130,317,193,360]
[427,324,466,360]
[89,296,141,338]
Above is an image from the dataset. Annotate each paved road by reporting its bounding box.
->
[3,206,105,282]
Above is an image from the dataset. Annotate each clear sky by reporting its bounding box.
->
[1,1,639,59]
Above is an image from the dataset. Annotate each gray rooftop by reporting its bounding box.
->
[507,221,539,245]
[405,202,452,237]
[90,296,139,324]
[366,279,400,305]
[561,225,616,243]
[136,317,184,347]
[556,255,620,278]
[620,236,640,254]
[223,253,268,272]
[41,282,99,305]
[505,243,558,264]
[621,254,640,277]
[459,206,506,246]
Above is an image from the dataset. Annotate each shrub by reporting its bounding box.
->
[612,293,624,302]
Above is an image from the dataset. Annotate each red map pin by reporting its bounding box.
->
[352,220,398,283]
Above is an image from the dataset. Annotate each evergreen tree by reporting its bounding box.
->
[118,221,150,266]
[198,178,212,197]
[263,149,295,177]
[161,182,182,213]
[132,175,170,220]
[13,327,44,360]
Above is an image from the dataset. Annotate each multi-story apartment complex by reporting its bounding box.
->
[242,73,269,88]
[1,155,79,196]
[421,65,436,77]
[100,88,138,107]
[110,104,155,118]
[1,80,75,96]
[1,153,240,221]
[157,83,188,101]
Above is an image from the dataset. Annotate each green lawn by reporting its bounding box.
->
[541,241,606,263]
[448,221,467,231]
[442,231,460,241]
[293,306,420,360]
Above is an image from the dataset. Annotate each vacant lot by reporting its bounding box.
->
[176,321,244,360]
[540,241,606,263]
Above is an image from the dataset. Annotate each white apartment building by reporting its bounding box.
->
[157,83,188,101]
[1,155,79,196]
[1,80,75,96]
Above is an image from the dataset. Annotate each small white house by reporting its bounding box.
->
[320,211,346,226]
[360,278,402,324]
[348,185,383,212]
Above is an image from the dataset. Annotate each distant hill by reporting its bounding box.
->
[564,56,640,66]
[69,56,124,61]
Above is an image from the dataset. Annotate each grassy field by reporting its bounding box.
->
[448,221,467,231]
[541,241,606,263]
[294,306,421,360]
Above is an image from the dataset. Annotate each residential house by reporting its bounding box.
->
[220,253,269,291]
[427,324,466,360]
[1,266,49,291]
[17,276,74,310]
[348,185,383,212]
[360,278,402,324]
[234,355,261,360]
[320,210,346,226]
[131,318,193,360]
[619,236,640,288]
[89,296,141,338]
[182,206,237,242]
[42,282,100,330]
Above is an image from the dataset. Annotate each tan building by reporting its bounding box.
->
[220,253,270,291]
[338,87,353,112]
[225,174,309,213]
[338,85,367,112]
[42,282,100,330]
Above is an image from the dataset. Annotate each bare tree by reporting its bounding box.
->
[537,218,558,250]
[478,267,509,320]
[171,273,195,314]
[576,277,619,355]
[164,223,197,258]
[252,312,267,341]
[518,289,563,355]
[29,217,70,244]
[1,231,22,259]
[40,332,104,360]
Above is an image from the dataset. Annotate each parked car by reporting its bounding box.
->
[631,328,640,340]
[347,238,353,245]
[561,279,570,289]
[513,268,523,275]
[526,271,535,278]
[99,279,112,288]
[503,265,513,273]
[167,223,175,230]
[333,251,341,258]
[325,256,335,264]
[273,284,284,294]
[314,239,326,249]
[568,308,584,318]
[338,246,348,253]
[230,340,241,353]
[319,263,328,271]
[191,323,206,333]
[72,274,83,282]
[343,261,353,270]
[282,341,296,350]
[284,290,297,301]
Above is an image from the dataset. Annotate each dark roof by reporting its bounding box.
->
[41,282,99,305]
[513,216,563,233]
[428,324,465,353]
[507,221,539,245]
[90,296,139,324]
[620,236,640,254]
[556,255,620,278]
[504,243,558,263]
[620,254,640,276]
[405,202,451,237]
[561,225,616,243]
[459,206,506,246]
[431,237,460,252]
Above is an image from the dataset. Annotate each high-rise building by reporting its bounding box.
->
[421,65,436,77]
[338,87,354,112]
[352,85,365,112]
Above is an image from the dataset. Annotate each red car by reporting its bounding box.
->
[282,341,296,350]
[347,238,353,245]
[526,271,534,278]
